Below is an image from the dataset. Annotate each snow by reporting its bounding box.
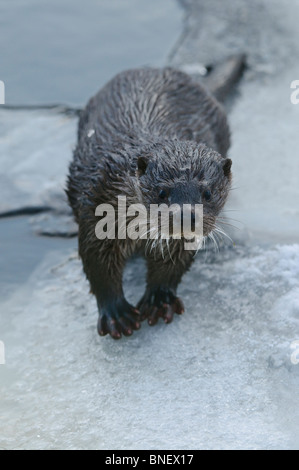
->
[0,244,298,450]
[1,0,299,451]
[87,129,95,138]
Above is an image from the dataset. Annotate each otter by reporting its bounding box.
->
[66,67,232,339]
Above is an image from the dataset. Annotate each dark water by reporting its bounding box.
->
[0,217,77,298]
[0,0,182,105]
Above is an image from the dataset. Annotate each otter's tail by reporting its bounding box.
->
[181,53,246,103]
[202,53,246,102]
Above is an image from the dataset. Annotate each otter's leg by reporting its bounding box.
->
[79,231,140,339]
[138,243,195,326]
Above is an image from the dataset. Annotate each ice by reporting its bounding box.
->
[228,74,299,241]
[1,0,299,451]
[180,63,208,76]
[0,244,298,450]
[0,108,77,215]
[170,0,299,243]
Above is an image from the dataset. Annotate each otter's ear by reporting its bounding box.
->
[137,156,148,177]
[222,158,232,177]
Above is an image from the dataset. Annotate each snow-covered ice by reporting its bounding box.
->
[0,108,77,214]
[0,244,298,450]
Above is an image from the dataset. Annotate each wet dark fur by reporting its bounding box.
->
[66,67,232,339]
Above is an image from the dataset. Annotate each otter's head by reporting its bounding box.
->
[135,140,232,240]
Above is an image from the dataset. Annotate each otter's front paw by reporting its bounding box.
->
[97,298,141,339]
[137,287,184,326]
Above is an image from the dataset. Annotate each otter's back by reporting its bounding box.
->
[78,67,230,156]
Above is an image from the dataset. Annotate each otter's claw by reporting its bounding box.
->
[138,288,184,326]
[97,298,141,339]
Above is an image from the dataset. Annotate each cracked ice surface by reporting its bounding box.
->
[0,244,299,450]
[0,108,77,214]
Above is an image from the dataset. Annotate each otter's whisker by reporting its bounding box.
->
[220,209,241,214]
[160,237,165,259]
[216,221,241,232]
[214,225,234,244]
[208,231,219,252]
[166,237,175,264]
[217,215,244,227]
[194,236,205,256]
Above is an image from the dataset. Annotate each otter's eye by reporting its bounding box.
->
[159,189,167,200]
[204,189,212,201]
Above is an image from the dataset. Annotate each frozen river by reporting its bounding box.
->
[0,0,299,450]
